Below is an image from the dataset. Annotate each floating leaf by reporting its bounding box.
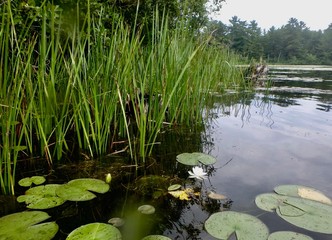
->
[0,211,58,240]
[17,184,65,209]
[255,193,287,212]
[18,176,46,187]
[176,153,197,166]
[256,192,332,234]
[205,211,269,240]
[66,223,121,240]
[56,184,97,201]
[274,185,332,205]
[141,235,172,240]
[176,152,216,166]
[191,152,217,165]
[168,184,181,191]
[67,178,110,193]
[108,217,125,227]
[169,190,190,201]
[168,188,198,201]
[138,205,155,215]
[56,178,110,201]
[276,197,332,234]
[268,231,313,240]
[208,191,227,200]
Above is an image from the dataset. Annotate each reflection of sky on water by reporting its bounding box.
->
[206,92,332,239]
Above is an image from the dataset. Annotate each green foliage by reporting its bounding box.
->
[205,211,269,240]
[66,223,122,240]
[0,211,58,240]
[56,178,110,201]
[207,17,332,64]
[268,231,313,240]
[17,184,66,209]
[176,152,216,166]
[255,185,332,234]
[0,0,243,195]
[18,176,46,187]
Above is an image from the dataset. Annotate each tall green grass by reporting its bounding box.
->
[0,2,244,194]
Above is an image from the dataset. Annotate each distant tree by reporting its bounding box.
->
[320,24,332,64]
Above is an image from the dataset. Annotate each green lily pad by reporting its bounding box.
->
[17,184,66,209]
[176,152,216,166]
[67,178,110,193]
[256,192,332,234]
[66,223,121,240]
[255,193,288,212]
[268,231,313,240]
[56,178,110,201]
[108,217,125,227]
[141,235,172,240]
[168,184,181,191]
[138,205,155,215]
[274,185,332,205]
[0,211,58,240]
[18,176,46,187]
[205,211,269,240]
[277,197,332,234]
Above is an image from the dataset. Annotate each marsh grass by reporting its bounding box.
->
[0,2,245,194]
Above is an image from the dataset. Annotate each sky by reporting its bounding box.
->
[211,0,332,31]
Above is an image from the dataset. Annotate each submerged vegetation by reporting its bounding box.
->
[0,1,245,194]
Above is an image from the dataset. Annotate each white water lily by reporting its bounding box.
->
[188,166,207,180]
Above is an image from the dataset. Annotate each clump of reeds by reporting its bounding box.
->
[0,2,244,194]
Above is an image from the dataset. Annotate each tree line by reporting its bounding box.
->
[205,17,332,65]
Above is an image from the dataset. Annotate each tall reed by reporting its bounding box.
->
[0,1,245,194]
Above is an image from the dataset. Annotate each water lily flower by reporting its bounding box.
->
[188,166,207,180]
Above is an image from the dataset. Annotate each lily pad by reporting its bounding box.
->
[276,197,332,234]
[0,211,58,240]
[176,152,216,166]
[205,211,269,240]
[66,223,121,240]
[255,193,287,212]
[18,176,46,187]
[138,205,155,215]
[255,192,332,234]
[208,191,227,200]
[108,217,125,227]
[274,185,332,205]
[268,231,313,240]
[17,184,66,209]
[168,184,181,191]
[56,178,110,201]
[141,235,172,240]
[67,178,110,193]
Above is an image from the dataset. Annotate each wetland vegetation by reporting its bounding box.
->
[1,1,332,240]
[0,0,244,195]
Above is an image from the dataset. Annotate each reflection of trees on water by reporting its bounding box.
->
[205,92,275,128]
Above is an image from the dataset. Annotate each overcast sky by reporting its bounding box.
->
[211,0,332,31]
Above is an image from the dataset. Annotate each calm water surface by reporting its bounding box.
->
[163,65,332,239]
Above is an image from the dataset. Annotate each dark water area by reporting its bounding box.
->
[1,65,332,240]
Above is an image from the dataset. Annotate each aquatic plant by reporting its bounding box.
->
[188,166,208,180]
[205,211,270,240]
[176,152,217,166]
[255,185,332,234]
[66,223,121,240]
[0,0,244,195]
[18,176,46,187]
[17,184,66,209]
[0,211,58,240]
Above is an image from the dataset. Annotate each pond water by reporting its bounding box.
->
[1,65,332,240]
